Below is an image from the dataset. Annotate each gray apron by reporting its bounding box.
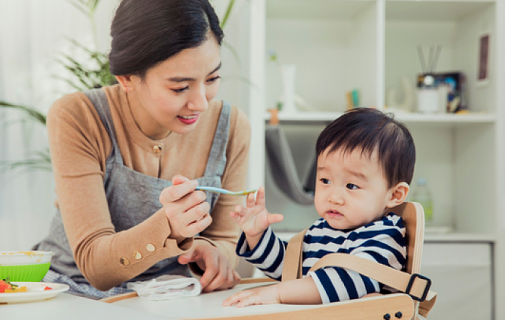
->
[36,88,231,298]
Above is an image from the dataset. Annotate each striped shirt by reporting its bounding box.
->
[236,212,406,304]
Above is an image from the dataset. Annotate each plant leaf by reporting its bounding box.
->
[222,40,241,68]
[68,0,89,16]
[0,149,52,174]
[0,101,46,126]
[221,0,236,29]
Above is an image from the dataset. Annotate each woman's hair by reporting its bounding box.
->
[109,0,223,78]
[316,108,416,188]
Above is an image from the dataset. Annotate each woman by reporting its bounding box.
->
[36,0,250,299]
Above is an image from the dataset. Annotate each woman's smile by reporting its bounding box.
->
[177,114,200,125]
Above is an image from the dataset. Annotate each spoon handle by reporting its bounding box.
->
[195,186,256,196]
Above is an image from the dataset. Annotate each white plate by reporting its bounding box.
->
[0,282,69,304]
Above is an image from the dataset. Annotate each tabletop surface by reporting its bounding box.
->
[1,282,322,320]
[1,292,167,320]
[112,282,321,319]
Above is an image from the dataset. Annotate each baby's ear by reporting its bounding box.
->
[386,182,410,208]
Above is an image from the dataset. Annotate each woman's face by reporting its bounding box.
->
[127,34,221,138]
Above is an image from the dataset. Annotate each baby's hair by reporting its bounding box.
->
[316,108,416,188]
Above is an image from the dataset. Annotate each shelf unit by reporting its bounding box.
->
[246,0,505,318]
[265,111,496,124]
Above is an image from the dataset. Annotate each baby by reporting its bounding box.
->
[223,108,416,307]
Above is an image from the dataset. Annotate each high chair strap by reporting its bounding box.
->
[281,228,309,281]
[309,254,431,301]
[307,253,437,317]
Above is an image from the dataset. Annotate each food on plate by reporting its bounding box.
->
[0,278,27,293]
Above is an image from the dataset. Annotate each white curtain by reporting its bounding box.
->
[0,0,118,250]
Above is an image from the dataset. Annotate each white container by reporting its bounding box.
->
[0,251,54,266]
[437,85,449,113]
[417,88,440,114]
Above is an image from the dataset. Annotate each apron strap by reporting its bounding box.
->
[203,101,231,178]
[83,88,123,163]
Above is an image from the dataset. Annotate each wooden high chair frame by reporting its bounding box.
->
[102,202,437,320]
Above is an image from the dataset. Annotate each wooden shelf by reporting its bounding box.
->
[274,231,496,243]
[386,1,494,21]
[267,0,375,20]
[393,112,496,125]
[264,111,342,123]
[264,111,496,126]
[424,232,496,243]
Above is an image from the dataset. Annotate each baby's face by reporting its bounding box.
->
[314,148,393,230]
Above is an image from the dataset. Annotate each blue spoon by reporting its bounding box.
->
[195,186,257,196]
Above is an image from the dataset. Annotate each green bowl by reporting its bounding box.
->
[0,262,51,282]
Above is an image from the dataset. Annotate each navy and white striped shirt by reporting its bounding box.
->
[236,212,406,304]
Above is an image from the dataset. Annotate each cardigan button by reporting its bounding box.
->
[133,251,142,260]
[120,257,130,266]
[153,145,162,153]
[146,244,156,252]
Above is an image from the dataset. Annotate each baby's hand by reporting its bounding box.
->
[229,186,283,238]
[223,284,281,308]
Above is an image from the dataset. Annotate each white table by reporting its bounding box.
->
[1,292,167,320]
[112,282,321,319]
[1,283,321,320]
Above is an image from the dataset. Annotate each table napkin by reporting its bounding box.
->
[127,275,202,301]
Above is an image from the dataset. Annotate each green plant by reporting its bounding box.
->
[55,39,117,91]
[58,0,117,91]
[0,102,51,173]
[0,0,117,172]
[0,0,239,173]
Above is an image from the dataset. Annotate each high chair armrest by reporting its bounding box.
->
[193,293,414,320]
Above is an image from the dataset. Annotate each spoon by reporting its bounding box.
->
[195,186,257,196]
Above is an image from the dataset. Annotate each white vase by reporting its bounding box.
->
[280,64,297,114]
[417,88,440,114]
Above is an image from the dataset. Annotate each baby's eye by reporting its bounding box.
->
[346,183,359,190]
[320,178,331,185]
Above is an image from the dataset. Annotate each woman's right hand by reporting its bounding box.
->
[159,175,212,242]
